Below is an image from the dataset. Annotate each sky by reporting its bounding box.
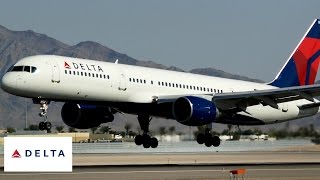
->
[0,0,320,81]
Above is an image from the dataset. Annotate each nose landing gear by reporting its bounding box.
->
[37,100,52,132]
[134,115,159,148]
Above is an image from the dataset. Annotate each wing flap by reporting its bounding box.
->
[298,102,320,110]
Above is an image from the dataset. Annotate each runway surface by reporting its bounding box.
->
[1,164,320,180]
[1,149,320,179]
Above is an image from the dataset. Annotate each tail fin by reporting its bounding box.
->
[269,19,320,88]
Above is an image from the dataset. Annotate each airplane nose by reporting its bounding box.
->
[1,73,16,93]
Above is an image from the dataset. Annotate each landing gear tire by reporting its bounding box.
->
[196,132,221,147]
[39,122,45,131]
[38,121,52,131]
[197,133,205,144]
[150,137,158,148]
[44,122,52,131]
[205,135,213,147]
[135,134,143,145]
[142,135,151,148]
[134,134,158,148]
[212,135,221,147]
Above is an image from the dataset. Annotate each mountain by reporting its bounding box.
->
[190,68,264,83]
[0,25,318,133]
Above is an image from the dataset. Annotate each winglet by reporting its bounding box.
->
[269,19,320,88]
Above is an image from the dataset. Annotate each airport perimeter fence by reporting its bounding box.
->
[0,140,312,155]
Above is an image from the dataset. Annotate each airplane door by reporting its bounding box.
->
[50,60,60,83]
[118,73,127,91]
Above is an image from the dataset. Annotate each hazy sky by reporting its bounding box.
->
[0,0,320,81]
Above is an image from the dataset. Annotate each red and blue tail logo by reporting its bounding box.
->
[269,19,320,88]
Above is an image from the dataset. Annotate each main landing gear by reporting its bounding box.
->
[134,115,158,148]
[37,100,52,132]
[196,124,221,147]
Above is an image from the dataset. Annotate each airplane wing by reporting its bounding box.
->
[213,84,320,111]
[154,84,320,112]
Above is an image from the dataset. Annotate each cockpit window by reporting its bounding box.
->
[11,66,24,72]
[31,67,37,73]
[23,66,30,73]
[9,65,37,73]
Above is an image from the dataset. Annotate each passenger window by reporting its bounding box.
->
[104,75,106,79]
[144,80,146,84]
[73,71,76,75]
[151,80,153,84]
[84,72,87,76]
[77,72,80,75]
[69,71,72,75]
[158,81,160,85]
[96,74,98,78]
[107,75,110,79]
[65,70,68,74]
[129,78,132,82]
[169,83,171,87]
[81,72,83,76]
[133,79,135,82]
[100,74,102,78]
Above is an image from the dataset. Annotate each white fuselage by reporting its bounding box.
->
[1,55,319,125]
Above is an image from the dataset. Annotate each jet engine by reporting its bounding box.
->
[61,103,114,129]
[172,96,219,126]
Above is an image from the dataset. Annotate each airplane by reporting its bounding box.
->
[2,19,320,148]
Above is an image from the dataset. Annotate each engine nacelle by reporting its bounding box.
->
[172,96,219,126]
[61,103,114,129]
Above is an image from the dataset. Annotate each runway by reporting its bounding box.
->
[1,145,320,179]
[1,164,320,180]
